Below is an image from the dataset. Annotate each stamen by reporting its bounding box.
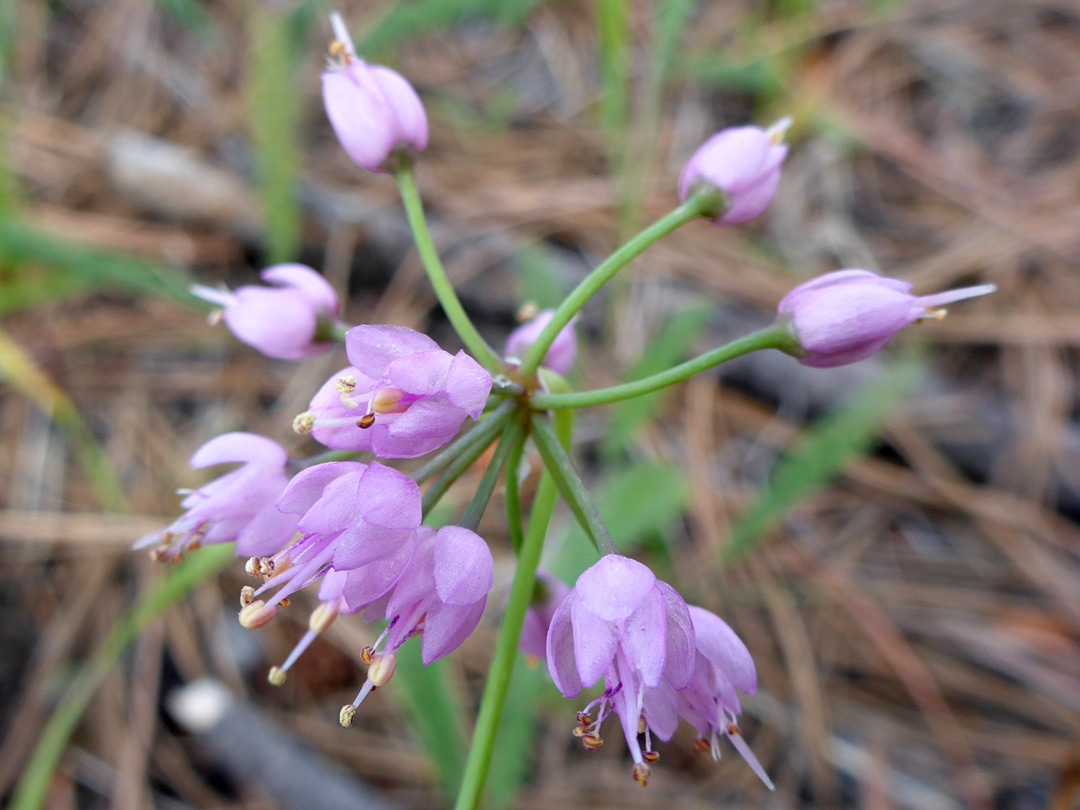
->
[766,116,793,145]
[268,666,286,687]
[293,411,316,435]
[238,600,277,630]
[724,724,775,791]
[692,738,711,755]
[516,301,539,323]
[239,586,256,607]
[631,762,651,787]
[357,413,376,429]
[339,704,356,728]
[643,750,659,763]
[309,601,340,634]
[582,733,604,751]
[371,387,405,414]
[367,653,397,687]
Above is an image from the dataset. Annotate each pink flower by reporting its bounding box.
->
[322,13,428,173]
[678,120,790,226]
[339,525,493,722]
[546,555,695,786]
[504,310,577,376]
[295,324,492,459]
[642,606,774,790]
[778,269,997,368]
[135,433,298,561]
[192,264,340,360]
[519,571,570,661]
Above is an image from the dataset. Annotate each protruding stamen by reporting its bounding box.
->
[335,375,357,394]
[239,586,256,607]
[582,733,604,751]
[692,738,711,755]
[245,557,261,578]
[357,413,376,429]
[293,411,316,435]
[631,762,651,787]
[919,307,948,321]
[360,646,375,665]
[367,653,397,687]
[268,666,286,687]
[516,301,540,323]
[309,601,340,634]
[724,723,775,791]
[239,600,277,630]
[766,116,793,145]
[339,704,356,728]
[643,750,659,763]
[371,387,405,414]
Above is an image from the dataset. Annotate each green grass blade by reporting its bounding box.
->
[723,360,919,564]
[391,637,468,798]
[483,654,545,809]
[10,544,235,810]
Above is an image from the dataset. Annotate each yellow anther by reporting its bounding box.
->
[582,733,604,751]
[360,646,375,664]
[632,762,651,787]
[309,601,340,634]
[692,738,711,754]
[335,375,357,394]
[371,387,405,414]
[238,600,276,630]
[357,413,376,429]
[643,750,659,763]
[367,653,397,687]
[293,411,316,435]
[516,301,540,322]
[268,666,286,687]
[239,586,256,607]
[339,704,356,728]
[766,115,793,145]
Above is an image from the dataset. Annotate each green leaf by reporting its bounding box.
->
[391,639,468,798]
[483,655,545,809]
[603,302,713,456]
[724,360,919,563]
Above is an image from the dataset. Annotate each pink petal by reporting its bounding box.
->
[570,596,619,689]
[642,681,681,741]
[621,585,667,688]
[260,264,339,315]
[356,463,422,529]
[341,542,415,610]
[332,523,416,570]
[223,287,319,360]
[386,348,452,395]
[421,599,486,664]
[235,501,298,557]
[576,555,656,622]
[688,605,757,695]
[276,462,365,516]
[443,351,493,418]
[190,432,287,469]
[295,469,366,534]
[370,65,429,152]
[657,581,696,690]
[545,591,583,698]
[322,65,397,172]
[432,526,493,605]
[345,324,439,379]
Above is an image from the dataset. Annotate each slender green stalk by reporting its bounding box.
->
[411,401,515,486]
[421,407,515,516]
[530,326,796,410]
[452,417,569,810]
[503,420,528,555]
[11,545,234,810]
[459,417,526,532]
[516,193,716,379]
[395,164,503,372]
[530,413,614,554]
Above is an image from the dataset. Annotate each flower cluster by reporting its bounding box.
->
[137,11,999,804]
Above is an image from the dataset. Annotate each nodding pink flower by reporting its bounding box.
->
[237,460,422,633]
[519,571,570,662]
[135,433,298,562]
[338,526,493,726]
[191,264,340,360]
[778,269,997,368]
[322,13,428,173]
[546,555,695,786]
[641,606,774,790]
[504,310,577,376]
[678,119,790,226]
[294,324,492,459]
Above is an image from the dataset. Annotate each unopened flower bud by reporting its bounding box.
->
[678,121,790,226]
[322,14,428,173]
[504,311,577,376]
[777,269,997,368]
[367,653,397,687]
[239,600,277,630]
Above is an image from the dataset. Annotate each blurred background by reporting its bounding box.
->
[2,0,1079,808]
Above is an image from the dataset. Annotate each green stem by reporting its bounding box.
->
[452,416,569,810]
[421,406,515,516]
[11,545,234,810]
[503,419,528,555]
[411,401,515,486]
[395,164,503,372]
[530,326,795,410]
[529,412,614,554]
[516,193,715,379]
[459,417,525,532]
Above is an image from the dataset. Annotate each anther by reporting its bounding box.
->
[360,646,375,665]
[632,762,651,787]
[371,387,405,414]
[309,601,340,634]
[727,722,740,736]
[692,738,711,754]
[766,116,793,145]
[643,751,659,763]
[919,307,948,321]
[637,717,647,734]
[367,653,397,687]
[186,539,202,552]
[239,586,256,607]
[150,547,168,563]
[245,557,262,578]
[238,600,277,630]
[516,301,540,323]
[293,411,316,435]
[278,597,291,609]
[335,375,357,395]
[582,733,604,751]
[357,413,376,429]
[268,666,286,687]
[339,704,356,728]
[329,40,346,58]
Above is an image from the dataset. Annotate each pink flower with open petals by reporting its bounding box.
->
[135,432,298,561]
[520,571,570,662]
[339,526,493,722]
[296,324,491,459]
[546,555,694,786]
[322,13,428,173]
[192,264,340,360]
[778,269,996,368]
